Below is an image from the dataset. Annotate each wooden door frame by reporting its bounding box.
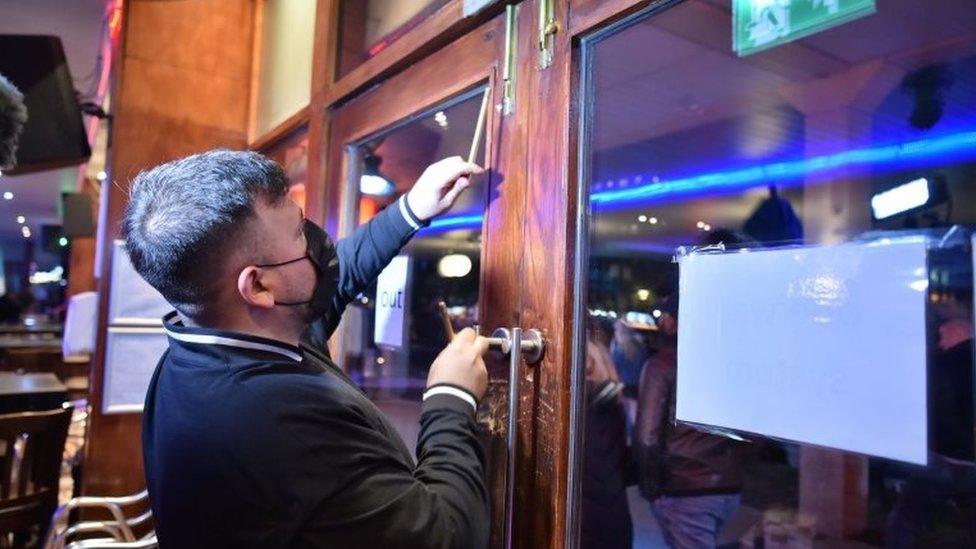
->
[318,2,670,547]
[318,0,504,107]
[321,13,525,548]
[520,1,680,547]
[266,1,680,548]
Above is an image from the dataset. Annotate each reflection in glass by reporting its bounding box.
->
[336,0,449,79]
[579,1,976,547]
[339,90,487,449]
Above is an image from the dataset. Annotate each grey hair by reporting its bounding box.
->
[0,74,28,170]
[122,150,290,317]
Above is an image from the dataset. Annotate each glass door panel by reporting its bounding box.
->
[338,88,488,449]
[323,8,524,543]
[575,0,976,547]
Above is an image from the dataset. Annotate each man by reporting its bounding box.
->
[886,293,976,548]
[122,150,490,548]
[580,317,633,549]
[633,294,743,549]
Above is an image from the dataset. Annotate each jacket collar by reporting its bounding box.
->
[162,311,303,363]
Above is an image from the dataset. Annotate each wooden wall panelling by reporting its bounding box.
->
[247,0,264,144]
[301,0,338,224]
[84,0,256,498]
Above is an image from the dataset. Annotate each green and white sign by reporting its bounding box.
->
[733,0,876,57]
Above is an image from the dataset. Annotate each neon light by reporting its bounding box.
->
[416,130,976,230]
[419,214,484,234]
[871,178,930,220]
[592,131,976,209]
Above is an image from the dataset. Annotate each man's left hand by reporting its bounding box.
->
[406,156,484,221]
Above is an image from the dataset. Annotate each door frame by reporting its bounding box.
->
[560,1,692,547]
[319,12,525,548]
[316,0,677,547]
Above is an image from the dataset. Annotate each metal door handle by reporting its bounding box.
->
[491,327,545,548]
[488,327,544,363]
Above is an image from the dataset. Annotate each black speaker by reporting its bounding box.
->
[62,192,94,238]
[0,35,91,174]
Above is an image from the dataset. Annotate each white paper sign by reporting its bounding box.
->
[109,240,173,325]
[677,237,929,465]
[103,327,169,414]
[374,256,411,348]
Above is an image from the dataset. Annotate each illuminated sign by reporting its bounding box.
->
[733,0,876,57]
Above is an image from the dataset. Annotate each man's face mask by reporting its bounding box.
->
[256,220,339,321]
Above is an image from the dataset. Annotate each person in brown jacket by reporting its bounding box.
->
[633,294,744,548]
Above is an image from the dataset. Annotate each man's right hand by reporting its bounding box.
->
[427,328,489,400]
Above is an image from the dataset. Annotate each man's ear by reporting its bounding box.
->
[237,266,276,310]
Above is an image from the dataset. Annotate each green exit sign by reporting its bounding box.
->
[734,0,876,57]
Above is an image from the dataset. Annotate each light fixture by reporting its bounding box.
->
[648,217,658,225]
[434,111,448,128]
[29,266,64,285]
[3,191,12,200]
[638,215,648,223]
[636,288,650,301]
[703,224,712,231]
[696,221,706,229]
[15,215,24,224]
[652,309,662,319]
[96,170,107,181]
[359,153,395,197]
[21,226,30,238]
[438,254,473,278]
[58,236,69,247]
[870,176,947,220]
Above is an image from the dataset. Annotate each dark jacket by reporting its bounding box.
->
[633,346,743,499]
[142,197,488,548]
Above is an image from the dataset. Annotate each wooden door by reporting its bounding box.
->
[320,2,595,546]
[321,11,525,548]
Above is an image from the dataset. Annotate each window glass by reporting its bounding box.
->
[335,0,449,80]
[579,1,976,547]
[340,90,487,448]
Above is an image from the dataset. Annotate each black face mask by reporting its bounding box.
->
[256,220,339,320]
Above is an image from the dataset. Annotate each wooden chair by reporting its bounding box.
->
[0,407,72,547]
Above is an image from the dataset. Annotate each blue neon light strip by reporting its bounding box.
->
[591,131,976,208]
[419,213,484,233]
[417,130,976,230]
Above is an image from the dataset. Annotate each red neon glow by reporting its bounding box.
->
[108,0,124,43]
[367,40,389,57]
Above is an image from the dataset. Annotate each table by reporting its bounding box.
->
[0,373,68,414]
